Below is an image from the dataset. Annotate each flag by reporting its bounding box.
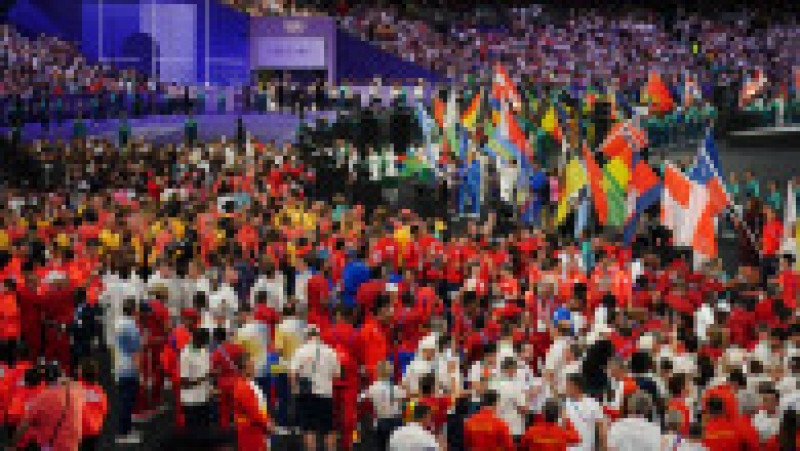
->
[541,106,562,141]
[492,62,521,109]
[780,180,797,262]
[433,97,445,129]
[583,143,607,225]
[415,102,438,169]
[740,68,767,108]
[623,156,663,243]
[556,157,588,225]
[662,162,700,248]
[645,71,674,113]
[506,109,529,160]
[663,132,731,259]
[461,91,481,130]
[603,157,629,227]
[599,120,648,166]
[444,90,459,160]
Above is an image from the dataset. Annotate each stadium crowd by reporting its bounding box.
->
[339,5,798,89]
[0,119,798,450]
[1,3,799,451]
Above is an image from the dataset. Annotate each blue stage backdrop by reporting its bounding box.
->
[10,0,249,86]
[9,0,443,86]
[80,0,249,86]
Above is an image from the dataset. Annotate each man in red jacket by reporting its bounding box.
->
[464,390,515,451]
[231,352,272,451]
[211,336,245,430]
[521,400,581,450]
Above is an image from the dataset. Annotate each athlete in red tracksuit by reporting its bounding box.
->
[212,340,245,430]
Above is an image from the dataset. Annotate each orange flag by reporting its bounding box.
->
[433,98,445,129]
[646,71,674,113]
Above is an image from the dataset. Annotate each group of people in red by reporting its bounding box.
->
[0,129,798,451]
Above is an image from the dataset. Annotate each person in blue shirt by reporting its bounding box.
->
[115,298,142,444]
[341,246,372,310]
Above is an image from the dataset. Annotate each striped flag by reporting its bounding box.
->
[603,157,630,227]
[662,133,731,259]
[583,143,607,225]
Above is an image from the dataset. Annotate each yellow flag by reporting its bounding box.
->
[555,158,588,225]
[604,156,630,190]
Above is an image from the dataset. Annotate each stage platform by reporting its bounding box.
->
[725,125,800,149]
[2,112,337,145]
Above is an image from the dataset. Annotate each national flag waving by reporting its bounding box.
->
[603,156,630,227]
[780,180,797,263]
[740,68,767,108]
[645,71,674,113]
[662,132,731,259]
[623,156,663,243]
[492,62,522,109]
[433,97,445,129]
[599,120,648,166]
[555,157,588,226]
[461,91,482,130]
[541,106,562,142]
[415,102,438,169]
[583,143,607,225]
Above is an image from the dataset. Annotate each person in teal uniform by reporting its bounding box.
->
[185,114,198,146]
[744,171,760,199]
[727,172,742,205]
[766,181,783,214]
[118,113,131,148]
[73,112,87,141]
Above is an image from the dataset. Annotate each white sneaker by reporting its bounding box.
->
[115,432,142,444]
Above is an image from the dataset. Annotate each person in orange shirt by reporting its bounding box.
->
[667,373,693,434]
[702,396,754,451]
[231,351,272,451]
[78,360,108,450]
[464,390,515,451]
[520,399,581,451]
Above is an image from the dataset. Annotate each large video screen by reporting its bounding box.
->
[251,37,327,69]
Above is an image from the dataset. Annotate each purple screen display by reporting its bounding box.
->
[249,17,335,70]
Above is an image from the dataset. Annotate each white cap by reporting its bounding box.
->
[638,334,655,352]
[419,335,437,351]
